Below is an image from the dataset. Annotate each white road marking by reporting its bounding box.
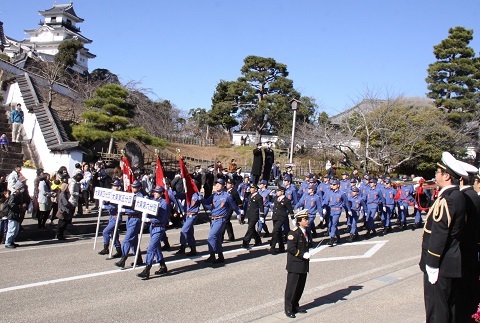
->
[0,244,267,294]
[310,240,388,262]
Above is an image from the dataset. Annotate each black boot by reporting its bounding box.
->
[98,244,109,255]
[137,265,152,279]
[115,256,128,268]
[163,237,170,250]
[205,252,216,263]
[175,246,186,255]
[154,260,168,275]
[131,254,143,267]
[213,253,225,263]
[112,247,122,258]
[187,245,197,256]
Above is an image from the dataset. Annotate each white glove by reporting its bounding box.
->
[426,265,439,284]
[348,211,352,216]
[400,205,404,210]
[303,252,311,259]
[383,207,387,212]
[322,208,327,215]
[259,217,265,224]
[240,210,244,215]
[237,214,241,220]
[141,213,150,223]
[319,216,324,222]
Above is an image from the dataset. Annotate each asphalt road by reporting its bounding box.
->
[1,210,426,322]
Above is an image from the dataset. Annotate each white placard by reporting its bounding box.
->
[134,197,159,216]
[94,187,112,200]
[94,187,134,206]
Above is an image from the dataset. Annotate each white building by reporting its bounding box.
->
[231,132,279,147]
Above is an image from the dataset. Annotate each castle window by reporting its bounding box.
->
[51,17,57,23]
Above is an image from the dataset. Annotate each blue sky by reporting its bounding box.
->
[2,1,479,117]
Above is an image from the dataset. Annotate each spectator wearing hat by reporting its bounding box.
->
[257,180,272,237]
[284,210,310,318]
[420,152,467,322]
[242,183,264,249]
[203,178,241,263]
[97,180,124,258]
[262,141,275,182]
[4,181,28,248]
[295,183,323,247]
[221,179,241,243]
[364,178,385,236]
[322,179,350,246]
[381,179,396,235]
[251,142,263,185]
[115,180,144,268]
[137,186,170,279]
[347,186,366,242]
[237,176,251,223]
[270,186,294,254]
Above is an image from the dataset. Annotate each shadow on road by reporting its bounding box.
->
[304,285,363,309]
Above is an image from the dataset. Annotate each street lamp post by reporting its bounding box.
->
[289,99,301,164]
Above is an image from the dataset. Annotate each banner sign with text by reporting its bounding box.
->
[94,187,135,206]
[134,197,159,216]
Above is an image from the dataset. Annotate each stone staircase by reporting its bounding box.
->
[0,109,24,176]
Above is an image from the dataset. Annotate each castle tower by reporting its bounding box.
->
[21,2,95,74]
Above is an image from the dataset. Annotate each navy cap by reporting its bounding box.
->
[364,175,370,180]
[131,180,142,188]
[351,186,359,192]
[215,178,225,185]
[324,174,331,179]
[384,179,391,184]
[226,178,234,185]
[112,179,122,187]
[258,180,268,185]
[330,179,340,185]
[277,186,286,192]
[306,173,314,178]
[369,178,378,183]
[401,175,408,181]
[153,185,165,193]
[283,175,292,182]
[342,171,348,176]
[308,179,317,184]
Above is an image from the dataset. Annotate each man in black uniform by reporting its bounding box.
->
[191,165,203,192]
[270,186,294,254]
[242,183,264,248]
[223,178,242,242]
[263,141,275,182]
[203,165,215,199]
[456,159,480,321]
[419,152,467,322]
[251,142,263,185]
[284,210,310,318]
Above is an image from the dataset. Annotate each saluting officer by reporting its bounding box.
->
[270,186,294,254]
[284,210,310,319]
[97,179,123,258]
[137,186,170,279]
[115,180,144,268]
[419,152,466,322]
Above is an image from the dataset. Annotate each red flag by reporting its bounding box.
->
[121,156,135,192]
[156,155,170,204]
[178,156,199,207]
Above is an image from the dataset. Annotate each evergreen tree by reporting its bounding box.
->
[426,26,480,112]
[72,84,165,147]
